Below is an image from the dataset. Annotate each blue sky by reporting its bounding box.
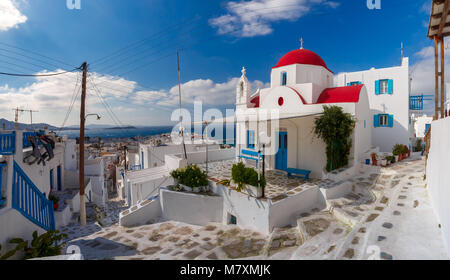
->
[0,0,440,126]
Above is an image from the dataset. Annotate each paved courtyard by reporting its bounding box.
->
[198,159,320,201]
[61,155,448,260]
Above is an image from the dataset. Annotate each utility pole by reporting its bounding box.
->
[177,48,187,160]
[12,108,38,130]
[79,62,87,226]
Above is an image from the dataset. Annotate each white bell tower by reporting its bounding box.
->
[236,67,251,110]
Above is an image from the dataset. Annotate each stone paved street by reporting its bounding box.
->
[61,155,448,260]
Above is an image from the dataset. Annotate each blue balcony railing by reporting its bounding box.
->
[12,161,55,231]
[0,162,6,207]
[0,132,16,155]
[409,95,424,110]
[23,131,37,149]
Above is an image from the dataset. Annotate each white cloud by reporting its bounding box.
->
[0,67,267,126]
[0,0,27,31]
[410,41,450,115]
[129,77,268,108]
[209,0,339,37]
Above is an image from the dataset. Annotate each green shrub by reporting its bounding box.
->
[385,155,395,163]
[231,162,266,191]
[414,139,423,152]
[0,230,67,260]
[313,106,356,172]
[392,144,404,156]
[48,193,59,204]
[170,164,208,188]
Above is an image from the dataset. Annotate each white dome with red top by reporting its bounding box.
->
[273,49,333,73]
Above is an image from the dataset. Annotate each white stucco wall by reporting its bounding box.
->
[269,187,326,230]
[426,117,450,256]
[335,58,410,152]
[64,139,77,171]
[211,183,271,234]
[120,197,162,227]
[414,115,433,138]
[160,189,223,226]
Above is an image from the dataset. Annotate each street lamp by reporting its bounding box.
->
[85,113,101,121]
[259,131,271,198]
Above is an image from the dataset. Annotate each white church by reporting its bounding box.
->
[235,43,411,178]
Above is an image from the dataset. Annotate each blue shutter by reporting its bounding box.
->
[375,80,380,95]
[347,83,351,86]
[247,130,250,148]
[373,115,379,128]
[388,115,394,127]
[388,79,393,94]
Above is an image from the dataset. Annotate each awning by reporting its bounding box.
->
[428,0,450,38]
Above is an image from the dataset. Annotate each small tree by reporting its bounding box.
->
[314,106,356,172]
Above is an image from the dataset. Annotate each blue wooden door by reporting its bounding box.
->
[276,132,288,171]
[49,169,54,190]
[57,165,62,191]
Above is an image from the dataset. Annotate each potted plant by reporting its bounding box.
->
[403,145,410,158]
[170,165,209,193]
[381,157,388,167]
[48,193,59,211]
[231,162,266,198]
[393,144,403,162]
[371,152,378,166]
[385,155,395,164]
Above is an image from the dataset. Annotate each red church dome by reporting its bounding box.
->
[273,49,333,73]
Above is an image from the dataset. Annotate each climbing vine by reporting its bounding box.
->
[313,106,356,172]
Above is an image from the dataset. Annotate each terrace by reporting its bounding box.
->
[197,159,328,202]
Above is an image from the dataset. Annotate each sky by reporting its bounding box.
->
[0,0,443,127]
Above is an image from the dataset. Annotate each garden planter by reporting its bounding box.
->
[398,154,403,161]
[381,159,387,167]
[53,203,59,211]
[181,184,203,193]
[394,155,399,162]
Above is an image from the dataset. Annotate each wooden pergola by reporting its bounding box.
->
[427,0,450,119]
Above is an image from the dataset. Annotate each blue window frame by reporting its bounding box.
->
[49,169,54,190]
[425,124,431,134]
[247,130,255,149]
[375,79,393,95]
[374,114,393,128]
[347,81,362,86]
[281,72,287,86]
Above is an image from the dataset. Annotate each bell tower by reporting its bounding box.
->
[236,67,251,109]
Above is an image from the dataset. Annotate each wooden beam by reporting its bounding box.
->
[441,36,446,118]
[435,36,440,119]
[438,0,450,37]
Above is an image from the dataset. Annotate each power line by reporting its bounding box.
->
[58,72,81,132]
[0,68,80,77]
[0,42,74,68]
[90,16,201,66]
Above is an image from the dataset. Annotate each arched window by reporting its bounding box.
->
[281,72,287,86]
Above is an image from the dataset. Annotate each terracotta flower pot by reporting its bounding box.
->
[53,203,59,211]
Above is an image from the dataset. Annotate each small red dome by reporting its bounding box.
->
[273,49,332,73]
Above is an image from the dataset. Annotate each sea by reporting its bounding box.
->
[57,124,236,144]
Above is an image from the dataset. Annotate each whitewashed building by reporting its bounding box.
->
[235,47,372,178]
[0,130,103,257]
[334,57,411,152]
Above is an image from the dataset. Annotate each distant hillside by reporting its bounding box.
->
[0,118,58,131]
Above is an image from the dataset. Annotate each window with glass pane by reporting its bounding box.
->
[380,80,389,94]
[379,114,388,126]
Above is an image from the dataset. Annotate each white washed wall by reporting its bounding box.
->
[426,117,450,256]
[160,189,223,226]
